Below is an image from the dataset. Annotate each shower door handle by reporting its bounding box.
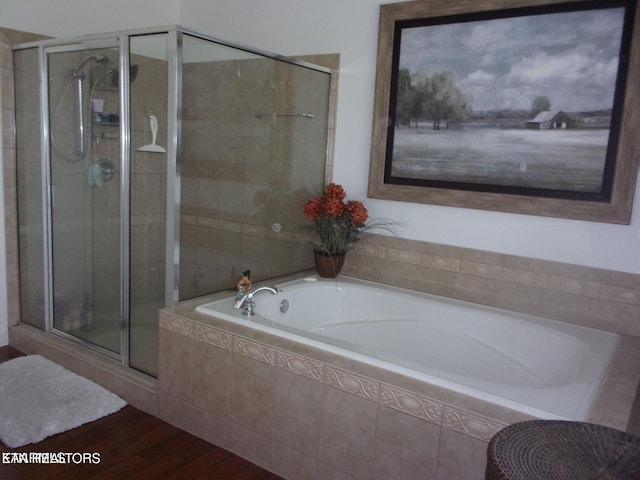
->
[49,185,56,208]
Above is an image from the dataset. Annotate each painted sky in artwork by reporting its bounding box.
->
[398,6,626,112]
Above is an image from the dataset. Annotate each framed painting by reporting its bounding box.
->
[368,0,640,223]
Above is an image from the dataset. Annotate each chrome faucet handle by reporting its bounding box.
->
[233,285,279,316]
[243,299,256,316]
[233,293,250,310]
[235,285,246,301]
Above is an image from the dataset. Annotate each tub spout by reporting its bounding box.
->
[233,285,279,316]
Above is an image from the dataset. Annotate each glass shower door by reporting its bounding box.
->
[47,46,122,355]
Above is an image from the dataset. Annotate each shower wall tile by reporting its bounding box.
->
[131,173,166,216]
[196,176,220,214]
[179,55,334,298]
[2,146,15,190]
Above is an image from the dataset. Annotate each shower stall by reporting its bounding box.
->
[13,27,332,377]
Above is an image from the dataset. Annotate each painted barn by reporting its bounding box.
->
[525,110,572,129]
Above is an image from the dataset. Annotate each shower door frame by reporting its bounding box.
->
[16,24,333,372]
[39,35,132,364]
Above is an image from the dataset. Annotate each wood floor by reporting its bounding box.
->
[0,346,284,479]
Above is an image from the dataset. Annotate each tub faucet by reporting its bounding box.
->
[233,286,279,316]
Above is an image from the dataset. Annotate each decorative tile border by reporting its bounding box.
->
[324,366,379,401]
[275,350,324,382]
[192,323,233,350]
[460,261,502,280]
[160,312,511,442]
[601,285,640,305]
[379,384,443,424]
[442,406,505,442]
[159,313,195,337]
[502,267,548,288]
[422,253,460,272]
[233,336,275,365]
[548,276,600,297]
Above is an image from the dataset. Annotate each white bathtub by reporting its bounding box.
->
[195,275,619,420]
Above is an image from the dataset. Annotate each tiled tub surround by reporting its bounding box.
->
[344,234,640,339]
[158,283,640,480]
[338,234,640,430]
[196,275,619,421]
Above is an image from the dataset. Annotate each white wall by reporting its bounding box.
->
[0,82,6,345]
[1,0,638,275]
[0,0,179,38]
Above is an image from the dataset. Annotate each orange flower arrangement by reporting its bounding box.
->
[304,183,369,254]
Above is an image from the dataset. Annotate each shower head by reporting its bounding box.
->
[72,54,113,77]
[73,55,113,74]
[95,54,112,65]
[72,54,138,85]
[108,64,139,86]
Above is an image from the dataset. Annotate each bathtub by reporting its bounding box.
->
[195,275,619,421]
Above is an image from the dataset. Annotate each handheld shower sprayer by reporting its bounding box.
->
[53,53,138,162]
[71,55,113,158]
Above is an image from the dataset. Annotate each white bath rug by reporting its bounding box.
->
[0,355,126,448]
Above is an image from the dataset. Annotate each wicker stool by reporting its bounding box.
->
[485,420,640,479]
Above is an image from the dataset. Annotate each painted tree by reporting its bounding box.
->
[421,71,470,130]
[395,69,424,127]
[395,70,469,129]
